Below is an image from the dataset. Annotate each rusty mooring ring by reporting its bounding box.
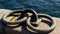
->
[26,14,56,33]
[2,10,27,27]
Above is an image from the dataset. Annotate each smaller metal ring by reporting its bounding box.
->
[24,9,38,24]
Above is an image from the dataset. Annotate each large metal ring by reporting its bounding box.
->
[26,14,56,33]
[2,10,27,27]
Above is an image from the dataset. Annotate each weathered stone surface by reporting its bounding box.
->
[0,9,13,34]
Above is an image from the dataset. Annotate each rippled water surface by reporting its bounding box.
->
[0,0,60,17]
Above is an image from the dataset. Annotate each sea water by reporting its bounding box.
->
[0,0,60,17]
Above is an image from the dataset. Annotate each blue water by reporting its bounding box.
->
[0,0,60,17]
